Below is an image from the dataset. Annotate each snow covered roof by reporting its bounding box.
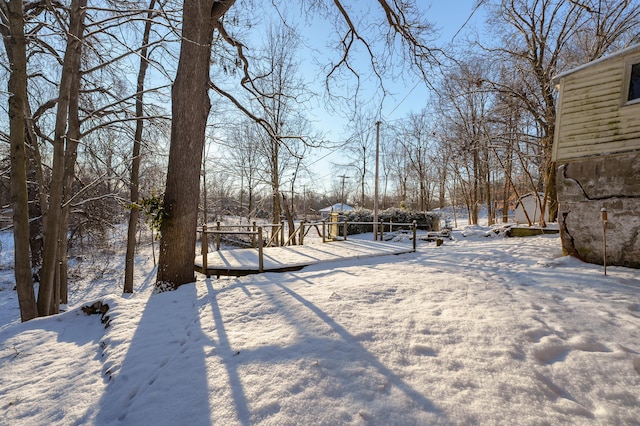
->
[319,203,354,213]
[553,43,640,83]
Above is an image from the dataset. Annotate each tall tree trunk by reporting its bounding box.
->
[5,0,38,321]
[27,153,44,276]
[57,38,83,307]
[125,0,156,294]
[485,162,493,226]
[502,148,513,223]
[23,104,46,275]
[3,0,46,295]
[361,146,366,207]
[247,185,253,223]
[37,0,86,316]
[471,147,480,225]
[158,0,235,287]
[271,138,281,228]
[282,193,296,245]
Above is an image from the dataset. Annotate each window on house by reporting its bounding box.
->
[628,63,640,102]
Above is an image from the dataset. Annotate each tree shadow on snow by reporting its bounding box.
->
[202,274,443,423]
[89,285,212,425]
[274,280,442,416]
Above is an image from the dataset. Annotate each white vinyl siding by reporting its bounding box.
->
[552,46,640,162]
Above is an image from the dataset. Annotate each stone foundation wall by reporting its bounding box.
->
[556,152,640,268]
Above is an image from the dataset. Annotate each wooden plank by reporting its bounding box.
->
[560,126,640,144]
[560,102,619,117]
[563,60,622,83]
[561,92,622,111]
[563,80,622,100]
[558,114,623,135]
[556,139,640,160]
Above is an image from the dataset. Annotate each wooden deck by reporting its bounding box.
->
[194,239,414,277]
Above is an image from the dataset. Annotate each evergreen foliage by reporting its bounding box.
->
[340,207,439,235]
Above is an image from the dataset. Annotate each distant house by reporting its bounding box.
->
[552,43,640,268]
[319,203,354,220]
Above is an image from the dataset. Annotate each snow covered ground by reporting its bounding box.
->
[1,225,639,425]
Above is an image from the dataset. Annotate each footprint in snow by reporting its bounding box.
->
[568,335,611,353]
[410,343,437,357]
[533,336,570,364]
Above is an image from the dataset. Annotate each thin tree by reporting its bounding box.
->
[396,110,435,211]
[343,112,374,208]
[37,0,87,316]
[124,0,158,294]
[2,0,38,321]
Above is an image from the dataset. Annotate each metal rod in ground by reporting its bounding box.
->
[603,222,607,275]
[601,207,607,275]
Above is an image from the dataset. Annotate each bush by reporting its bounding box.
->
[339,207,440,235]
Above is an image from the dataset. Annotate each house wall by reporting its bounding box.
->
[553,45,640,269]
[552,48,640,162]
[556,152,640,268]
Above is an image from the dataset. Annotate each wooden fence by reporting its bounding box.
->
[197,220,418,274]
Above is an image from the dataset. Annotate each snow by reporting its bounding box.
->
[1,224,640,425]
[195,239,414,272]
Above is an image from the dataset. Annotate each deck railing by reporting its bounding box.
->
[197,219,419,276]
[200,224,264,274]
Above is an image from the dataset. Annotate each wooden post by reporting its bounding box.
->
[271,223,277,247]
[252,221,256,248]
[322,220,326,243]
[202,224,209,276]
[280,220,285,246]
[343,221,348,241]
[380,221,384,241]
[216,221,221,251]
[330,212,339,240]
[258,226,264,272]
[299,221,305,245]
[412,220,417,251]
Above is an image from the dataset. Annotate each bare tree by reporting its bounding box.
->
[480,0,586,221]
[395,110,436,211]
[567,0,640,63]
[386,139,411,207]
[477,0,639,223]
[227,121,262,221]
[124,0,159,294]
[342,112,375,208]
[37,0,87,316]
[244,22,313,228]
[158,1,439,288]
[438,59,493,225]
[2,0,38,321]
[157,0,233,286]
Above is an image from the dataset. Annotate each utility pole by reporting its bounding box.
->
[338,175,350,210]
[374,120,381,240]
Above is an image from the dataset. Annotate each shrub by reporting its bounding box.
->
[339,207,440,235]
